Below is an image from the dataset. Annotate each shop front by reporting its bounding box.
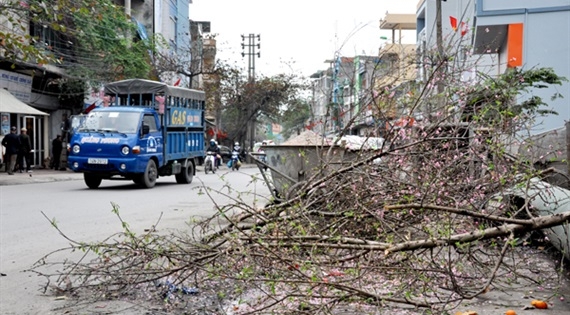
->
[0,88,49,169]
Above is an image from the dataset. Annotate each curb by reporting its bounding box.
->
[0,163,258,186]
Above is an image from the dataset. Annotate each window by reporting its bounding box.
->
[143,114,158,132]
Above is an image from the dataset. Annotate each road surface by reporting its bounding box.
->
[0,167,269,314]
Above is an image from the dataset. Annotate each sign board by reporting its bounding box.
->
[0,70,32,103]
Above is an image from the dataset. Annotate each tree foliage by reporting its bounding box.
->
[216,67,306,144]
[1,0,154,98]
[280,97,311,140]
[461,67,566,129]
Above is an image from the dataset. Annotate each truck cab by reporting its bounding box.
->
[68,107,172,188]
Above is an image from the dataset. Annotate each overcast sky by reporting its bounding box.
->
[190,0,418,78]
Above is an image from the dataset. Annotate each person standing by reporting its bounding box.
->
[1,126,19,175]
[17,127,32,173]
[51,134,63,170]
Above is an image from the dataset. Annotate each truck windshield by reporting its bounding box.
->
[77,111,141,134]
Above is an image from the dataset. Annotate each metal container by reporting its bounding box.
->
[262,145,356,198]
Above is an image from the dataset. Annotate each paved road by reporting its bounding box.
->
[0,165,268,315]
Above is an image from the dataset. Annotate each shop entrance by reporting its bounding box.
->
[20,115,44,168]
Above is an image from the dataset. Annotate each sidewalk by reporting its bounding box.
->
[0,163,258,186]
[0,167,84,186]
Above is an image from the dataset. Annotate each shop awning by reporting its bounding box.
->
[0,88,48,116]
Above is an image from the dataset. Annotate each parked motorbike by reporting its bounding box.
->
[204,151,216,174]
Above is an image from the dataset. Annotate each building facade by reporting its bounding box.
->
[415,0,570,178]
[416,0,569,133]
[1,0,194,170]
[471,0,570,134]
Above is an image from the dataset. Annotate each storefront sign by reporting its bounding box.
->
[0,70,32,103]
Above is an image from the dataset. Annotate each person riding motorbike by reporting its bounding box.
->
[206,139,221,169]
[232,142,242,158]
[229,142,242,169]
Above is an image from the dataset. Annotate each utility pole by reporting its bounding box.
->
[242,34,261,81]
[436,0,444,59]
[434,0,445,118]
[241,34,261,155]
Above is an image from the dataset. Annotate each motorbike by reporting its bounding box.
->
[204,151,216,174]
[230,151,241,171]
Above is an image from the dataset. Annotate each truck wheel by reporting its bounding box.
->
[176,163,194,184]
[84,173,102,189]
[140,159,157,188]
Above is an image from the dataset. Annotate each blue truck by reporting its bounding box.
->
[67,79,205,189]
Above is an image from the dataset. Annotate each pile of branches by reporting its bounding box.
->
[29,122,570,314]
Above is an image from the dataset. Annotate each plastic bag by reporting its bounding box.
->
[227,160,232,168]
[237,160,242,167]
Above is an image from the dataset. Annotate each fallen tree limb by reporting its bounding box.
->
[226,209,570,256]
[384,210,570,254]
[384,203,532,225]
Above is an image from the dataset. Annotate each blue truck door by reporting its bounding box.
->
[141,113,163,166]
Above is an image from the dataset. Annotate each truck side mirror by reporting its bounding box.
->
[142,124,150,135]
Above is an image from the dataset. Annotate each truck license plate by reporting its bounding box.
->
[88,158,108,164]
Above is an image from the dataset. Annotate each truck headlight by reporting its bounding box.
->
[121,146,130,155]
[72,145,80,154]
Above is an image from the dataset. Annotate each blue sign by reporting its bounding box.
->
[168,108,202,127]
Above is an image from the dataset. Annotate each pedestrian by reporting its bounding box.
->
[51,134,63,170]
[17,127,32,173]
[1,126,19,175]
[61,113,71,142]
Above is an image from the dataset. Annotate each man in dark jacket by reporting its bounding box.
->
[206,139,221,168]
[1,126,19,175]
[51,134,63,170]
[17,127,32,172]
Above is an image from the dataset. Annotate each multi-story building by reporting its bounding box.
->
[375,13,417,136]
[310,56,380,136]
[471,1,570,134]
[0,5,64,168]
[309,68,333,135]
[416,0,569,132]
[0,0,194,169]
[416,0,570,174]
[190,20,222,143]
[308,13,418,138]
[115,0,192,85]
[472,0,570,180]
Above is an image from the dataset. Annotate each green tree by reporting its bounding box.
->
[280,98,311,140]
[1,0,154,109]
[461,67,565,130]
[216,68,306,145]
